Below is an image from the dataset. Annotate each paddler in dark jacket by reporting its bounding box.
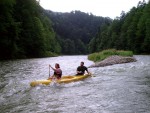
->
[76,62,89,75]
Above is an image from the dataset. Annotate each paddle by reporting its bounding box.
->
[48,65,56,80]
[49,65,50,78]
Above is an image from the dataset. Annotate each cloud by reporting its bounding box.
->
[39,0,147,19]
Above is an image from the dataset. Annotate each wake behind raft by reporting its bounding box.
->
[30,73,92,87]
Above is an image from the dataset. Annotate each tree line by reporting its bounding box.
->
[89,0,150,54]
[1,0,149,60]
[0,0,112,60]
[45,10,112,55]
[0,0,61,60]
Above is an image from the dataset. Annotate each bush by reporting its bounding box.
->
[88,49,133,62]
[117,50,133,56]
[44,51,58,57]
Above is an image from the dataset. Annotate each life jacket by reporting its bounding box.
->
[54,68,62,79]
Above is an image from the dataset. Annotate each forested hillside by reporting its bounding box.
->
[89,1,150,54]
[0,0,112,59]
[1,0,149,60]
[0,0,60,60]
[45,10,112,54]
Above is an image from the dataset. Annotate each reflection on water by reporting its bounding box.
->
[0,55,150,113]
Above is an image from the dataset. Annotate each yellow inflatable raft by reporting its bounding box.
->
[30,73,91,87]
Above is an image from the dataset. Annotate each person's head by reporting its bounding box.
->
[80,62,84,66]
[55,63,60,68]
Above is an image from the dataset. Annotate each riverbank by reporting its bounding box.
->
[88,49,133,62]
[89,55,137,68]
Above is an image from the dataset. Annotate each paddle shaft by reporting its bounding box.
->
[49,65,50,77]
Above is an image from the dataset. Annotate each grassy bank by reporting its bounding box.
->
[44,51,58,57]
[88,49,133,62]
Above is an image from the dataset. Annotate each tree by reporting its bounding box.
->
[45,10,112,54]
[141,2,150,53]
[0,0,20,59]
[0,0,60,59]
[62,39,75,54]
[88,1,150,54]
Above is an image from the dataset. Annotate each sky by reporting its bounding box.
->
[39,0,148,19]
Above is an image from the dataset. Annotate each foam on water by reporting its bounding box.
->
[0,55,150,113]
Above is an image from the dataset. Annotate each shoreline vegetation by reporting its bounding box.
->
[88,49,137,68]
[44,51,58,57]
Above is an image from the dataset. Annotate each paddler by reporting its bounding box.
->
[49,63,62,79]
[76,62,89,75]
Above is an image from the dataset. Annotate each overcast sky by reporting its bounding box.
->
[39,0,148,19]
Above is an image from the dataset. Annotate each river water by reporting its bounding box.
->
[0,55,150,113]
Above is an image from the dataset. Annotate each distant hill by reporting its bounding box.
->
[44,10,112,54]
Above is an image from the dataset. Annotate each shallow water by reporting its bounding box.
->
[0,55,150,113]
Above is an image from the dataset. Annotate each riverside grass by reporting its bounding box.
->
[88,49,133,62]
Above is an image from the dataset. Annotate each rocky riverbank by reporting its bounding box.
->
[89,55,137,68]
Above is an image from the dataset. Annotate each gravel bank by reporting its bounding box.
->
[89,55,137,68]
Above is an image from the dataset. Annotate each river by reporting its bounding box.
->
[0,55,150,113]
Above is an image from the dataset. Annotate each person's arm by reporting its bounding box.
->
[76,67,79,73]
[86,67,89,74]
[49,65,56,71]
[77,66,82,74]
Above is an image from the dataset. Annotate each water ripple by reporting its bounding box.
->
[0,55,150,113]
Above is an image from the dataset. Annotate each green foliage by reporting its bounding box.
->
[44,51,58,57]
[0,0,20,59]
[88,49,133,62]
[0,0,60,59]
[88,1,150,54]
[1,0,150,60]
[45,10,112,55]
[117,50,133,56]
